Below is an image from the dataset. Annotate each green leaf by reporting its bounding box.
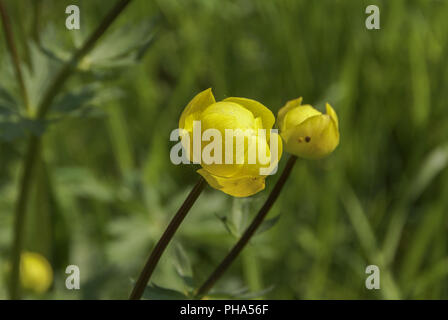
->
[0,86,17,112]
[412,258,448,297]
[407,143,448,201]
[143,283,187,300]
[215,199,274,238]
[53,167,115,202]
[0,86,18,119]
[52,84,124,114]
[39,24,73,63]
[400,204,445,283]
[0,118,47,142]
[52,87,95,113]
[84,20,157,69]
[23,42,61,113]
[0,85,41,142]
[172,244,198,290]
[383,144,448,267]
[19,118,46,136]
[255,214,281,236]
[0,121,25,141]
[173,243,192,275]
[0,106,15,117]
[230,198,246,236]
[214,212,235,237]
[217,198,251,238]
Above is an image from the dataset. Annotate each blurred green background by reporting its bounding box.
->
[1,0,448,299]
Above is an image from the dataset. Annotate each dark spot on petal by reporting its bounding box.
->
[297,137,303,143]
[305,136,311,143]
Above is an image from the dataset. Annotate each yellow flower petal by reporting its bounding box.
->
[223,97,275,131]
[20,252,53,294]
[281,105,321,142]
[326,103,339,130]
[277,97,303,130]
[197,168,266,197]
[283,105,321,129]
[199,102,255,177]
[278,98,339,159]
[179,88,216,130]
[201,102,255,131]
[284,114,339,159]
[177,90,283,197]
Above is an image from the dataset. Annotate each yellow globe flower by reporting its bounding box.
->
[277,97,339,159]
[20,252,53,294]
[179,88,282,197]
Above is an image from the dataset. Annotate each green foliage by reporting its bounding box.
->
[86,20,156,69]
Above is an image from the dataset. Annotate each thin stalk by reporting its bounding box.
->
[195,155,297,298]
[0,0,29,112]
[14,0,31,68]
[8,0,133,299]
[130,178,207,300]
[9,136,40,299]
[31,0,42,45]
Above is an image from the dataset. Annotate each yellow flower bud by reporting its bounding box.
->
[179,89,282,197]
[277,98,339,159]
[20,252,53,294]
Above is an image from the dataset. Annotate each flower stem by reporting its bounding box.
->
[129,177,207,300]
[7,0,133,299]
[195,155,297,298]
[0,0,29,112]
[9,136,40,299]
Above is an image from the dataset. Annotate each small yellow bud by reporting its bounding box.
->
[277,98,339,159]
[20,252,53,294]
[179,89,282,197]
